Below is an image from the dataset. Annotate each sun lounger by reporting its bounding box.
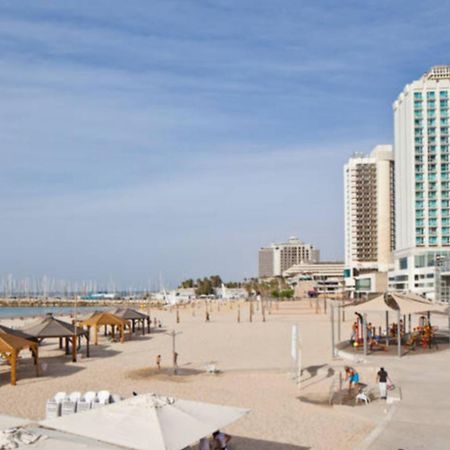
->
[46,400,61,419]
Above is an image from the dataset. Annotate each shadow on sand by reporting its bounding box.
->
[127,366,206,383]
[0,355,85,387]
[231,436,310,450]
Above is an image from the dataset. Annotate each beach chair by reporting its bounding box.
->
[83,391,97,404]
[76,398,91,413]
[97,390,111,405]
[356,389,371,405]
[69,392,82,403]
[54,392,67,404]
[61,399,77,416]
[206,364,218,374]
[46,400,61,419]
[111,394,122,403]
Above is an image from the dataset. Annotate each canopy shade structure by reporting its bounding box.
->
[40,393,249,450]
[0,332,39,385]
[110,308,148,321]
[344,293,448,314]
[21,314,88,362]
[389,293,449,315]
[110,308,150,334]
[0,324,36,341]
[21,314,86,339]
[344,294,388,313]
[80,312,128,344]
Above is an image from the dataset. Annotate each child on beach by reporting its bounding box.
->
[344,366,360,393]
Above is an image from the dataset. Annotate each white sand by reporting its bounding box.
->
[0,301,375,449]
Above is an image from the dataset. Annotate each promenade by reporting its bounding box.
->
[363,346,450,450]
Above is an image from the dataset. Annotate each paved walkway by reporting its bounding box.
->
[363,348,450,450]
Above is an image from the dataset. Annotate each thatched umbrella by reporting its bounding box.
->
[21,313,88,362]
[0,333,39,385]
[80,312,128,345]
[110,308,150,335]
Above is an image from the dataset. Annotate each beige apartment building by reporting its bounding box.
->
[344,145,395,293]
[258,236,320,278]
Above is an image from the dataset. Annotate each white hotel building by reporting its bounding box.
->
[389,66,450,300]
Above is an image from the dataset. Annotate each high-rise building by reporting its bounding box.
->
[258,236,320,278]
[343,146,395,293]
[389,66,450,300]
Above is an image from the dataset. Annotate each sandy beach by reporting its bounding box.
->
[0,300,413,449]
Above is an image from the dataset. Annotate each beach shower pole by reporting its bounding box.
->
[363,314,367,356]
[397,310,402,357]
[385,311,389,347]
[330,305,336,358]
[337,303,341,342]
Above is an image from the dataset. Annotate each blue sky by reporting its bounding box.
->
[1,0,450,289]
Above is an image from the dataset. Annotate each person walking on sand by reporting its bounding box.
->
[156,354,161,371]
[376,367,390,400]
[173,351,178,374]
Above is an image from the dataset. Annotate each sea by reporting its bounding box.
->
[0,306,110,319]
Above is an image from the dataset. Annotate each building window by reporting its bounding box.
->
[399,257,408,270]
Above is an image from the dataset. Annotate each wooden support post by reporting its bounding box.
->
[34,347,40,377]
[120,325,124,343]
[10,350,17,386]
[397,310,402,358]
[249,300,253,323]
[72,336,77,362]
[65,337,69,355]
[59,337,63,349]
[132,319,136,333]
[95,326,99,345]
[142,319,145,335]
[86,331,90,357]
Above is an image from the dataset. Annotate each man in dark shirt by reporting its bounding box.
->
[376,367,389,399]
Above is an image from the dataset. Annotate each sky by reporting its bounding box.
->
[1,0,450,289]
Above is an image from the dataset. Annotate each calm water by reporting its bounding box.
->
[0,306,110,318]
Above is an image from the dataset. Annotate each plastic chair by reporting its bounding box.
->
[54,392,67,404]
[61,400,77,415]
[69,392,82,403]
[46,400,61,419]
[83,391,97,404]
[97,391,111,404]
[111,394,122,403]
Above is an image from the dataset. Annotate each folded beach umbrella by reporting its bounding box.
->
[40,393,249,450]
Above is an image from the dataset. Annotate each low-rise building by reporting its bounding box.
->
[283,261,345,297]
